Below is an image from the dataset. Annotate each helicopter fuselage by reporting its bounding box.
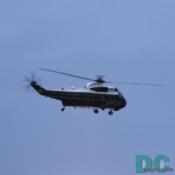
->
[31,81,127,113]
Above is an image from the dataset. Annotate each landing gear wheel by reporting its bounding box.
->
[108,111,113,115]
[61,107,65,112]
[94,109,99,114]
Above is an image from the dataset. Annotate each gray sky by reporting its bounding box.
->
[0,0,175,174]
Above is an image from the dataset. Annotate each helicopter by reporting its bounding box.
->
[25,68,162,115]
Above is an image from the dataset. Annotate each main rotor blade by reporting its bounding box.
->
[40,68,162,87]
[40,68,96,82]
[106,81,162,87]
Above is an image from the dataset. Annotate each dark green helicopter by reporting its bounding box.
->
[25,68,161,115]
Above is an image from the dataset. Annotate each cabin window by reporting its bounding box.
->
[90,87,108,92]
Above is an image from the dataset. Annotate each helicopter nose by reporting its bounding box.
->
[123,98,127,107]
[121,97,127,108]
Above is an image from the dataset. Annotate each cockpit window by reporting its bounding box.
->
[114,88,119,92]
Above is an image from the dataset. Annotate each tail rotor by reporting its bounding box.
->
[24,72,41,91]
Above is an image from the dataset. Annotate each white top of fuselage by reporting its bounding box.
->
[56,87,120,95]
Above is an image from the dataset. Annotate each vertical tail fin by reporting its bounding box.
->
[30,81,46,95]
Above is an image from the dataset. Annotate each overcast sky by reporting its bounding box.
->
[0,0,175,174]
